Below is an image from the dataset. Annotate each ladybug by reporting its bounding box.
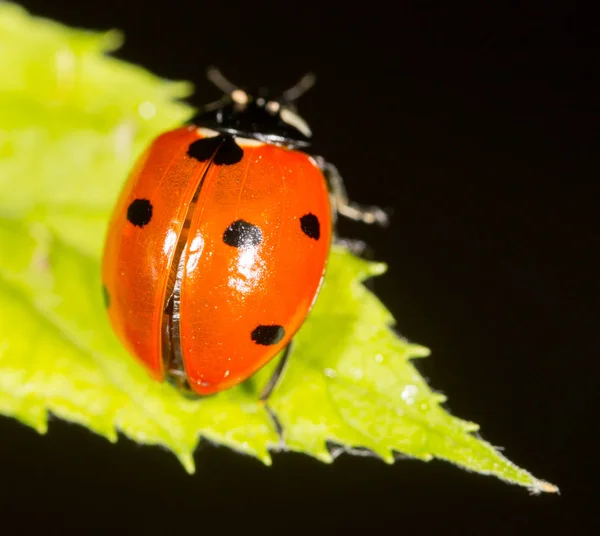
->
[102,68,387,398]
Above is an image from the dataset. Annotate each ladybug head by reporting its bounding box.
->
[193,67,316,149]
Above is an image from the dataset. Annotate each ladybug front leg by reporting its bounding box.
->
[312,156,390,226]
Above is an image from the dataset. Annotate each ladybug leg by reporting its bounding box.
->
[334,238,371,257]
[259,343,293,448]
[259,342,293,403]
[313,156,390,226]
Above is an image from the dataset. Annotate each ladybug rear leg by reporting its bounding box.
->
[335,237,369,256]
[313,156,390,226]
[259,343,293,447]
[260,342,293,403]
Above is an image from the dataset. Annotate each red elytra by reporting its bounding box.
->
[102,71,387,396]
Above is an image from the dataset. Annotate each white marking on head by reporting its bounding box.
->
[236,137,264,147]
[196,127,220,138]
[196,128,264,147]
[280,108,312,138]
[266,100,281,114]
[231,89,249,105]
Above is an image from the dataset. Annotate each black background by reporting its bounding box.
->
[1,1,597,534]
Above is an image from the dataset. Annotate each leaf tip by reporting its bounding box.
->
[100,29,124,52]
[408,343,431,358]
[367,261,387,278]
[258,449,273,466]
[168,81,195,100]
[34,420,49,435]
[178,452,196,475]
[529,479,560,495]
[380,450,395,464]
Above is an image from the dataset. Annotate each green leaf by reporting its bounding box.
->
[0,3,556,493]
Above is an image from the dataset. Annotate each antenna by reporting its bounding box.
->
[206,66,239,95]
[206,67,316,104]
[280,72,316,103]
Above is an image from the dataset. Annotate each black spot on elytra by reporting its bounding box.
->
[300,213,320,240]
[102,285,110,308]
[214,136,244,165]
[187,136,221,162]
[251,325,285,346]
[187,135,243,165]
[127,198,153,227]
[223,220,263,249]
